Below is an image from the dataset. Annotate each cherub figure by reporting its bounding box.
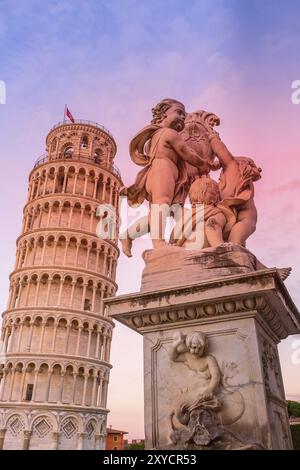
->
[170,331,221,400]
[170,175,236,249]
[120,99,211,256]
[208,131,262,246]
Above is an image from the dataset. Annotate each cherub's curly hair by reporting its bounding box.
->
[151,98,185,125]
[189,176,221,205]
[234,157,262,182]
[185,331,208,354]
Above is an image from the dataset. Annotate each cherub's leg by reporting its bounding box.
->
[148,172,176,249]
[149,202,173,249]
[120,215,150,257]
[228,204,257,246]
[205,213,226,247]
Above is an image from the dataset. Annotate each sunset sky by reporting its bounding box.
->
[0,0,300,439]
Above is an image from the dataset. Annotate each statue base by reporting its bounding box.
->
[140,243,290,292]
[105,267,300,450]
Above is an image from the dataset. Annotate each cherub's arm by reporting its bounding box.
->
[169,332,188,363]
[208,131,235,169]
[165,129,209,170]
[205,355,221,394]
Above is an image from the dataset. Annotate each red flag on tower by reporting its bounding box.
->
[66,106,75,123]
[64,105,75,123]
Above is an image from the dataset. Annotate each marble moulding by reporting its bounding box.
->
[105,268,300,450]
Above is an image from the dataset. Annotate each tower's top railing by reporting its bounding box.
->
[33,153,122,180]
[49,119,115,141]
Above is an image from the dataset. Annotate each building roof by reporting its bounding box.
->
[107,427,128,435]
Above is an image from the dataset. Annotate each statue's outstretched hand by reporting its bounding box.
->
[173,332,186,352]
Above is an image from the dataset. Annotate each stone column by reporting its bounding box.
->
[108,255,114,278]
[85,245,91,269]
[53,170,58,194]
[93,177,99,199]
[95,248,100,272]
[72,372,77,404]
[52,237,58,264]
[17,322,24,352]
[7,325,15,353]
[86,328,93,357]
[58,372,65,403]
[97,376,103,407]
[79,207,85,229]
[102,250,108,275]
[81,283,88,310]
[57,278,64,306]
[76,432,86,450]
[89,209,95,232]
[52,431,60,450]
[0,371,6,401]
[46,277,52,306]
[65,324,71,354]
[63,239,69,265]
[102,379,108,407]
[72,171,78,195]
[70,280,76,308]
[34,278,41,306]
[27,321,34,351]
[45,370,52,401]
[91,286,97,312]
[0,429,7,450]
[32,369,39,401]
[38,321,46,352]
[101,179,107,201]
[47,204,53,227]
[40,240,47,264]
[62,172,68,193]
[57,204,63,226]
[81,374,89,406]
[99,286,105,316]
[91,373,98,406]
[8,368,16,400]
[95,330,101,359]
[51,322,58,352]
[109,184,113,206]
[42,173,49,196]
[75,242,80,265]
[2,328,10,354]
[18,368,27,401]
[24,280,31,307]
[68,204,74,228]
[83,174,88,196]
[38,207,43,228]
[23,430,32,450]
[76,326,83,356]
[101,335,107,361]
[95,433,101,450]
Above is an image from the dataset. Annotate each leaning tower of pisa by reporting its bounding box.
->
[0,119,122,450]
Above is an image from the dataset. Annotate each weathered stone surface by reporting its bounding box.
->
[141,243,259,292]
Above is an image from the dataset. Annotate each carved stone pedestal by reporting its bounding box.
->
[105,269,300,450]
